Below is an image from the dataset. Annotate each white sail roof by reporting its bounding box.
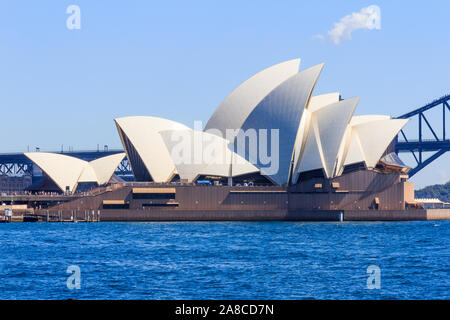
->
[317,97,359,177]
[78,165,98,183]
[24,153,87,193]
[115,116,190,182]
[205,59,301,139]
[24,152,126,193]
[293,96,359,182]
[342,115,408,168]
[352,118,409,168]
[308,93,341,112]
[236,64,324,185]
[160,129,259,182]
[89,153,127,185]
[292,93,341,183]
[295,116,323,176]
[110,61,409,186]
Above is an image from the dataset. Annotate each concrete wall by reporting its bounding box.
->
[46,170,413,213]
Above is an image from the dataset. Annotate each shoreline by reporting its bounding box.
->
[3,208,447,223]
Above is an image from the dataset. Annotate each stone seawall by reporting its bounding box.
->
[33,209,450,222]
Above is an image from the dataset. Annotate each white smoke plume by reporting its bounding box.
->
[327,5,381,45]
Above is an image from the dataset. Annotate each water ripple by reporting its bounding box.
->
[0,221,448,300]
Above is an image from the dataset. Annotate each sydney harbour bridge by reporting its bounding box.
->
[0,94,449,189]
[395,94,450,177]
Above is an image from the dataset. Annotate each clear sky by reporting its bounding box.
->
[0,1,448,188]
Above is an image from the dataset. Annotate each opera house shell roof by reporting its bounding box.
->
[114,58,409,186]
[24,152,126,194]
[23,58,408,190]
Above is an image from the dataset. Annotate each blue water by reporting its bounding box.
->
[0,221,448,300]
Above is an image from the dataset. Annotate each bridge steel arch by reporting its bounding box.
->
[395,94,450,177]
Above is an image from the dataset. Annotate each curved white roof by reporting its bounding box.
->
[109,60,408,186]
[341,115,408,168]
[115,116,190,182]
[293,97,359,182]
[237,63,324,185]
[24,152,125,193]
[292,93,341,183]
[89,153,127,185]
[204,59,301,139]
[160,129,259,182]
[335,115,391,174]
[294,115,322,178]
[341,115,389,167]
[352,118,409,168]
[317,97,359,177]
[25,153,87,193]
[350,115,390,125]
[308,93,341,113]
[78,165,98,183]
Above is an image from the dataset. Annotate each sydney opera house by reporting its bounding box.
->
[114,59,408,187]
[24,59,420,220]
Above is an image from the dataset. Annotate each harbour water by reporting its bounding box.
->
[0,221,448,300]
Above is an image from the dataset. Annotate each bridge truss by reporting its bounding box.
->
[395,94,450,177]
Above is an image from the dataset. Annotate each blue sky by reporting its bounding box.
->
[0,1,448,188]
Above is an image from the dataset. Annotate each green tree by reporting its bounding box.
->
[415,181,450,202]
